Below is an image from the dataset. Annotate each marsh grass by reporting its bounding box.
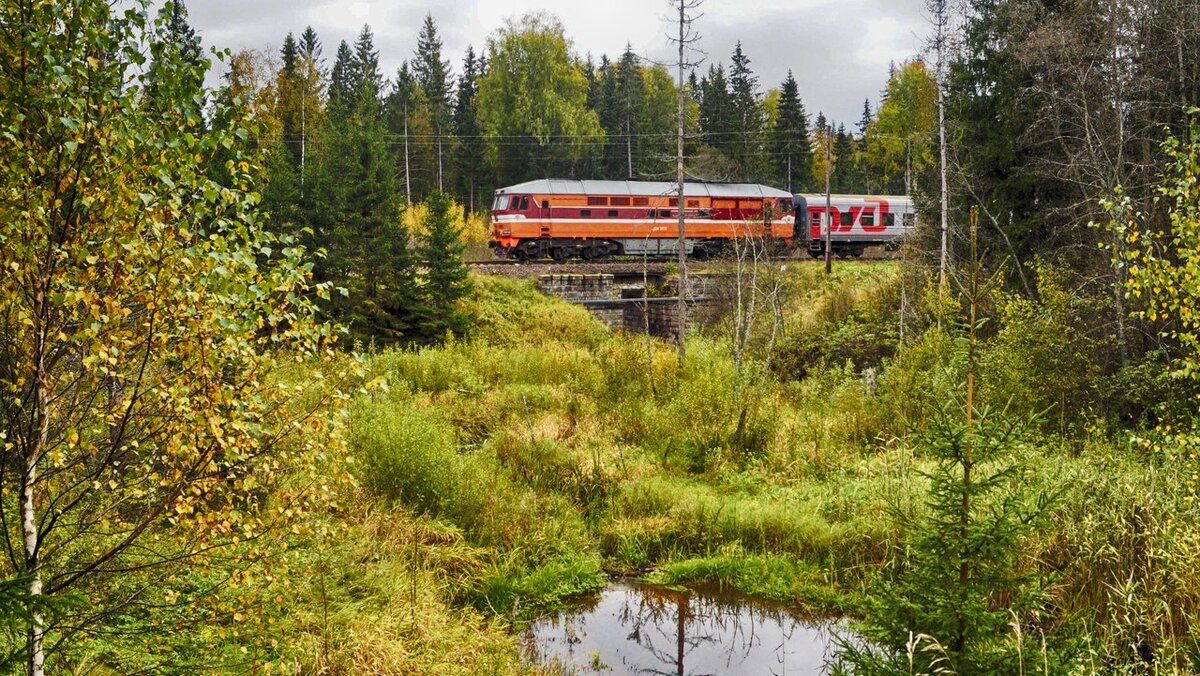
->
[276,268,1200,673]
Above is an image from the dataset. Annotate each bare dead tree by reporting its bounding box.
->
[1008,0,1200,364]
[926,0,956,290]
[668,0,704,365]
[725,208,789,453]
[642,232,658,396]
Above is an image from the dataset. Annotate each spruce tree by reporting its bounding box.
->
[419,191,472,340]
[614,46,646,178]
[300,26,322,60]
[385,62,435,203]
[831,124,859,193]
[309,25,423,342]
[277,33,301,163]
[768,71,811,192]
[281,32,298,78]
[452,46,488,212]
[728,43,764,181]
[328,40,356,119]
[857,99,873,193]
[352,24,382,109]
[583,54,599,110]
[595,55,622,176]
[164,0,202,73]
[837,229,1056,674]
[315,111,418,343]
[699,64,733,158]
[264,27,324,238]
[414,14,452,190]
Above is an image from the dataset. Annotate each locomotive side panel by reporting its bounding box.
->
[798,194,914,256]
[491,180,796,260]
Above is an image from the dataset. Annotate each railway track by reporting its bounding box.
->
[465,255,894,267]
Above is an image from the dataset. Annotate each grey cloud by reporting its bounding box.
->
[182,0,926,124]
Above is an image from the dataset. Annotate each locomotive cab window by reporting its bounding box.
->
[542,200,549,209]
[493,195,509,210]
[519,196,529,210]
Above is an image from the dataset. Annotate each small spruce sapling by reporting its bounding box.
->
[419,190,472,340]
[836,208,1057,674]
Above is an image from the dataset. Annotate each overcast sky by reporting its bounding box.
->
[183,0,929,126]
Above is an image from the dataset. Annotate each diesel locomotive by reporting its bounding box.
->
[489,179,913,260]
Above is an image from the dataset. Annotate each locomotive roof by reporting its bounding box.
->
[796,193,912,201]
[496,179,793,199]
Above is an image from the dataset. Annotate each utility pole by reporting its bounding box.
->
[824,129,832,275]
[905,138,912,196]
[404,101,412,205]
[627,114,634,179]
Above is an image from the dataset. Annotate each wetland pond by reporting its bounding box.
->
[523,581,849,675]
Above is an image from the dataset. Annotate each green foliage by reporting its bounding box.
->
[769,71,812,192]
[413,13,452,140]
[980,263,1102,430]
[652,552,847,610]
[309,111,418,343]
[1102,115,1200,492]
[727,42,766,182]
[451,46,489,210]
[862,60,937,195]
[418,190,472,339]
[280,508,536,674]
[839,406,1054,674]
[831,124,863,193]
[0,0,342,669]
[477,13,604,185]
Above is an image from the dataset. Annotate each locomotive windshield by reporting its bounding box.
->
[493,195,510,211]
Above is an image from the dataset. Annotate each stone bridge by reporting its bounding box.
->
[536,273,715,340]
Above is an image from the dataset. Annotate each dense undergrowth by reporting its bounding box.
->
[125,263,1200,673]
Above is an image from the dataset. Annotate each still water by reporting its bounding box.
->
[524,581,845,675]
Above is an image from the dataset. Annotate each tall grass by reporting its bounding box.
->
[321,268,1200,672]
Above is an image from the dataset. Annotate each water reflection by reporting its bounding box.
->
[524,581,840,675]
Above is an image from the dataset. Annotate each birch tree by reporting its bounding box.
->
[0,1,340,670]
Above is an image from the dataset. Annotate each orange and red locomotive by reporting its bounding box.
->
[489,179,796,260]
